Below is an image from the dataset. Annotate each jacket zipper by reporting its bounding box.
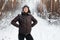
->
[25,16,28,35]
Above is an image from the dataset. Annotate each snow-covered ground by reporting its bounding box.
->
[0,11,60,40]
[31,13,60,40]
[0,0,60,40]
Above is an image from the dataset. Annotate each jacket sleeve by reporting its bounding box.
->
[11,14,20,28]
[31,15,38,27]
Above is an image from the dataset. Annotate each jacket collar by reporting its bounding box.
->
[21,12,29,16]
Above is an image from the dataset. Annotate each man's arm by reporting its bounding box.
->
[11,14,20,28]
[31,15,38,27]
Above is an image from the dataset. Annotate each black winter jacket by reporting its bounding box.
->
[11,13,37,35]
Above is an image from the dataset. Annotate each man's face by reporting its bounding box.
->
[23,7,28,13]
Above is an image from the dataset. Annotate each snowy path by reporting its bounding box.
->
[0,12,60,40]
[31,13,60,40]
